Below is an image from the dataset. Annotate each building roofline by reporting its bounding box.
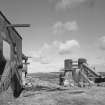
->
[0,11,22,39]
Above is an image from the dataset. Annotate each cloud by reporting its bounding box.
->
[99,36,105,50]
[56,0,85,9]
[30,43,51,64]
[56,0,96,10]
[33,55,50,64]
[53,21,78,34]
[31,53,50,64]
[65,21,78,31]
[58,40,80,54]
[30,40,80,63]
[53,21,64,34]
[28,40,80,73]
[53,40,80,55]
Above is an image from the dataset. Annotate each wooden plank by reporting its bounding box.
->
[6,24,30,28]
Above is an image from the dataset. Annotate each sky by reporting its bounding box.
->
[0,0,105,72]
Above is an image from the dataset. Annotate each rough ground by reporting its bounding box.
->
[1,72,105,105]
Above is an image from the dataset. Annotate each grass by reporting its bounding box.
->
[1,72,105,105]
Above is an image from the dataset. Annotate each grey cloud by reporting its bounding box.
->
[55,0,96,9]
[53,21,78,35]
[31,40,80,64]
[58,40,80,55]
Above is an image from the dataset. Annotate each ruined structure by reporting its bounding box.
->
[60,58,104,87]
[0,11,30,97]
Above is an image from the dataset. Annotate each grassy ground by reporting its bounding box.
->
[1,72,105,105]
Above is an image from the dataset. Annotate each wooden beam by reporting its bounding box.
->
[6,24,30,28]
